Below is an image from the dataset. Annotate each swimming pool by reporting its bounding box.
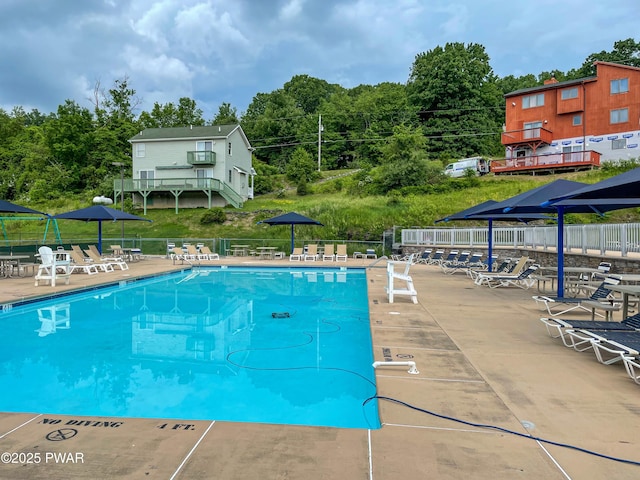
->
[0,267,380,429]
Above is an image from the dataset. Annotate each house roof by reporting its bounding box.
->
[504,76,596,98]
[504,61,640,98]
[129,125,241,142]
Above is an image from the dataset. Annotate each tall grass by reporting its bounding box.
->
[4,166,640,244]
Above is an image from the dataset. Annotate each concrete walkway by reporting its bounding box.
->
[0,256,638,479]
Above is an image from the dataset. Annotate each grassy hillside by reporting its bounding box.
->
[4,166,639,246]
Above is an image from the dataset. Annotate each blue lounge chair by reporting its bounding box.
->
[540,312,640,348]
[532,277,621,317]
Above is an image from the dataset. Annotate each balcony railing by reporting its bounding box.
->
[501,127,554,146]
[119,178,223,191]
[187,151,216,165]
[490,150,600,174]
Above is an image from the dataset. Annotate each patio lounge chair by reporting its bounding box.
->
[622,355,640,386]
[431,250,458,267]
[442,252,484,274]
[171,247,192,264]
[539,312,640,348]
[186,244,208,261]
[68,250,100,275]
[335,244,348,262]
[289,247,303,261]
[413,249,433,264]
[88,244,122,262]
[84,249,125,271]
[199,246,220,260]
[35,246,72,287]
[426,249,444,265]
[304,244,319,261]
[322,244,335,261]
[473,256,529,286]
[476,264,540,289]
[564,329,640,365]
[532,276,621,317]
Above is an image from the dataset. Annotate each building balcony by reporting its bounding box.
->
[187,151,216,165]
[501,127,554,147]
[490,150,601,174]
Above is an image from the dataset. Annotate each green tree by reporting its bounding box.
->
[373,125,430,193]
[567,38,640,78]
[211,102,239,125]
[286,147,318,183]
[407,42,503,158]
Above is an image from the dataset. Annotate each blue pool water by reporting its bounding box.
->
[0,267,380,429]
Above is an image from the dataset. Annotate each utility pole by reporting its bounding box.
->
[317,114,323,172]
[112,161,125,243]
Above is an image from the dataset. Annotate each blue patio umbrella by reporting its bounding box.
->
[257,212,324,252]
[544,167,640,205]
[0,199,47,215]
[436,200,554,270]
[473,178,640,297]
[53,205,151,254]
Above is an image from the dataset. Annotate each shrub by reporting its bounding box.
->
[200,208,227,225]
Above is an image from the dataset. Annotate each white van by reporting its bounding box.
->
[444,157,489,178]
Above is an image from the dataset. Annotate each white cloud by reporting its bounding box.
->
[279,0,305,21]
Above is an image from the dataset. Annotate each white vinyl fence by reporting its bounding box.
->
[401,223,640,257]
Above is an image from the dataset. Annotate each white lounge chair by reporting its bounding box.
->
[289,247,303,261]
[322,244,335,261]
[304,244,319,261]
[335,244,348,262]
[68,250,99,275]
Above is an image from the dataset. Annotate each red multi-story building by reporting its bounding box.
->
[493,61,640,174]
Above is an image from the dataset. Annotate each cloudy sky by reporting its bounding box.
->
[0,0,637,120]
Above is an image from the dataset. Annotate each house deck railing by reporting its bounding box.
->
[401,223,640,257]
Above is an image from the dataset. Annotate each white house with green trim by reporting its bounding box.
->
[120,125,255,213]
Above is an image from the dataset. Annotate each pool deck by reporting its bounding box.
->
[0,255,639,479]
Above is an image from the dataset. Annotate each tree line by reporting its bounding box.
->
[0,39,638,203]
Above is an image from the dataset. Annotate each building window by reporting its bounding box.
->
[522,93,544,109]
[561,87,578,100]
[572,114,582,126]
[135,143,145,158]
[611,78,629,94]
[612,138,627,150]
[228,142,232,155]
[610,108,629,124]
[228,169,232,183]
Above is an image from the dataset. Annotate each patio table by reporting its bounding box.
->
[0,255,30,278]
[230,245,249,256]
[604,283,640,320]
[256,246,277,259]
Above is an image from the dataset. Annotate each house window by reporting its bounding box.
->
[612,138,627,150]
[523,121,542,139]
[228,170,232,183]
[611,78,629,94]
[135,143,145,158]
[610,108,629,124]
[561,87,578,100]
[572,114,582,126]
[522,93,544,109]
[228,142,232,155]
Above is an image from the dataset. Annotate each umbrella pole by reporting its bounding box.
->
[487,219,493,271]
[98,221,102,254]
[291,224,294,253]
[557,207,565,298]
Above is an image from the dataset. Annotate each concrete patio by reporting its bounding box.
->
[0,255,638,479]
